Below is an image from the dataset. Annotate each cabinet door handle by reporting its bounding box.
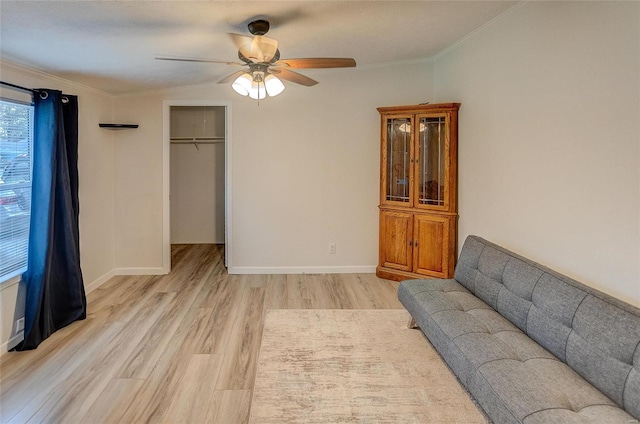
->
[408,240,412,246]
[414,241,419,247]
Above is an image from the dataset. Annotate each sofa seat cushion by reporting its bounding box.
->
[454,331,555,369]
[479,358,620,422]
[522,406,636,423]
[399,278,636,423]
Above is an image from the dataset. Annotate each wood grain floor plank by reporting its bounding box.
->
[115,263,215,379]
[0,244,403,423]
[304,274,337,309]
[0,314,106,388]
[108,254,219,422]
[86,274,137,303]
[162,353,224,423]
[285,274,312,309]
[110,317,197,423]
[343,273,389,309]
[328,273,359,309]
[363,273,402,309]
[263,274,288,311]
[4,321,127,424]
[216,286,266,390]
[205,390,252,424]
[79,378,145,424]
[89,275,163,324]
[195,274,245,354]
[153,244,216,293]
[21,292,177,424]
[111,287,212,423]
[1,275,137,378]
[0,318,114,401]
[169,244,192,268]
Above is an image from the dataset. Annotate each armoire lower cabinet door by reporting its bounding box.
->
[379,210,413,272]
[412,214,455,278]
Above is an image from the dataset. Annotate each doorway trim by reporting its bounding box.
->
[162,100,232,273]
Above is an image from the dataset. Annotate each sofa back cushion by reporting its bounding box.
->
[454,235,640,418]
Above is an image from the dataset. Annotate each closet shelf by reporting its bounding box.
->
[99,123,139,129]
[170,137,224,141]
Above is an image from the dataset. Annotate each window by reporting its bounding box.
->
[0,98,33,283]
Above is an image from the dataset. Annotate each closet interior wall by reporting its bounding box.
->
[170,106,225,244]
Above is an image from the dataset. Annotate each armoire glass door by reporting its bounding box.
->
[416,115,447,209]
[385,117,412,204]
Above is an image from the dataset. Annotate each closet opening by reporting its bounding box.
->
[162,101,231,273]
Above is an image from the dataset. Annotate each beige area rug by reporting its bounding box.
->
[250,309,487,423]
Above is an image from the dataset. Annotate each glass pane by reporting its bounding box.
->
[0,99,33,282]
[386,118,411,202]
[418,116,445,206]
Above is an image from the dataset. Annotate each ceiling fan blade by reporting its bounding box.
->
[271,69,318,87]
[249,37,266,62]
[229,33,279,63]
[155,56,243,66]
[253,35,278,62]
[229,33,252,49]
[229,33,260,62]
[274,58,356,69]
[217,70,247,84]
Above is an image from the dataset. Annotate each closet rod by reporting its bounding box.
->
[170,140,223,144]
[170,136,224,141]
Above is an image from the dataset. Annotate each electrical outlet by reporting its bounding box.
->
[15,317,24,333]
[329,243,336,254]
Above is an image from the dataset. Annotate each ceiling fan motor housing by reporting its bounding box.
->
[248,20,270,36]
[238,49,280,64]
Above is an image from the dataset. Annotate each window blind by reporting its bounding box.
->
[0,98,33,282]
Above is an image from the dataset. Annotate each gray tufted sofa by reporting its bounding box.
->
[398,235,640,424]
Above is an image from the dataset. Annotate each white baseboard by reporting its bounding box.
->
[229,265,377,275]
[84,269,116,294]
[113,267,166,276]
[2,331,24,355]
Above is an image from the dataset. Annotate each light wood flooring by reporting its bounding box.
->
[0,244,402,423]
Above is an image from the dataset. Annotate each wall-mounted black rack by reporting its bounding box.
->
[99,123,139,129]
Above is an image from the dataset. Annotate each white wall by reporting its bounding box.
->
[112,62,433,273]
[434,2,640,307]
[0,61,116,351]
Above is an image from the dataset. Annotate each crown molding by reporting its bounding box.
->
[0,58,114,98]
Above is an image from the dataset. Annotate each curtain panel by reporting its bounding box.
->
[14,89,86,351]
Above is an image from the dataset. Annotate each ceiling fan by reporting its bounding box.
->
[156,19,356,99]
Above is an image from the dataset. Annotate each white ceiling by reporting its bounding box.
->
[0,1,517,95]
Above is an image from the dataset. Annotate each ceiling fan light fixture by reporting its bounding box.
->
[264,74,285,97]
[232,73,253,96]
[249,79,267,100]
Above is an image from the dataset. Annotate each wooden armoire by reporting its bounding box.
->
[376,103,460,281]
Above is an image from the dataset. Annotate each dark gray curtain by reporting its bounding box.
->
[13,89,86,351]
